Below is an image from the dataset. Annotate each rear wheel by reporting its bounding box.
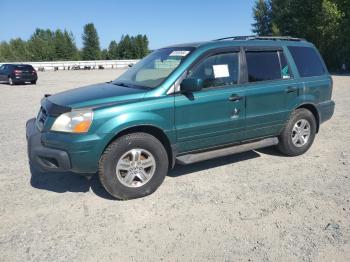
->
[99,132,168,200]
[31,80,37,85]
[277,108,317,156]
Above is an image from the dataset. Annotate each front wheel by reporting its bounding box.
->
[99,133,169,200]
[8,77,14,85]
[277,108,317,156]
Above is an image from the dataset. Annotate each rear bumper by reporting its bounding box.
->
[13,75,37,82]
[26,118,71,172]
[318,100,335,124]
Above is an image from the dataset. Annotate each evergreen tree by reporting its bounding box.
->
[252,0,348,70]
[108,40,119,59]
[82,23,101,60]
[63,30,79,60]
[8,38,30,61]
[101,49,109,60]
[118,35,133,59]
[106,35,149,60]
[272,0,342,70]
[53,29,66,60]
[0,25,150,62]
[0,42,13,61]
[0,42,4,61]
[27,28,55,61]
[331,0,350,69]
[132,34,146,58]
[252,0,273,35]
[130,36,137,59]
[141,35,150,57]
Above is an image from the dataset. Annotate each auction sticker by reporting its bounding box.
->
[169,50,190,57]
[213,64,230,78]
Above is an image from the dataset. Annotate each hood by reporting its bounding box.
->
[47,82,148,109]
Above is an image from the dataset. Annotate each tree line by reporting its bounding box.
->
[0,23,149,62]
[252,0,350,71]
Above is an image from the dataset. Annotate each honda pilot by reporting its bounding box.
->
[26,36,335,199]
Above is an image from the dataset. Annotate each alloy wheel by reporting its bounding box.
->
[116,148,156,188]
[291,119,311,147]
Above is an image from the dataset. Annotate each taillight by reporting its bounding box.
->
[32,70,37,75]
[14,70,21,75]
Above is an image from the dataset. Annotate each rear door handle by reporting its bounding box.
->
[286,86,298,93]
[229,94,243,102]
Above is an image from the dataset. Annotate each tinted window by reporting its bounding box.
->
[288,46,325,77]
[3,65,11,72]
[188,52,239,88]
[246,51,281,82]
[15,65,34,71]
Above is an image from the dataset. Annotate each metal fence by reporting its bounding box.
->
[0,59,140,71]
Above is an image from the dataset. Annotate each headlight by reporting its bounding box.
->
[51,110,93,133]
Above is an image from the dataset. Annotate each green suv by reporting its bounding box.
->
[26,36,335,199]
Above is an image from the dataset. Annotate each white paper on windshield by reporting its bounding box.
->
[169,50,190,57]
[213,64,230,78]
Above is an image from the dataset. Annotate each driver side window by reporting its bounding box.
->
[187,52,239,89]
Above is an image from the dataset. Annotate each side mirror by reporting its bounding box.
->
[180,78,203,93]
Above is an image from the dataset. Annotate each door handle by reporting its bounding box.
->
[285,86,298,93]
[229,94,243,102]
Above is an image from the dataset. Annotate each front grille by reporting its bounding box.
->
[36,107,48,131]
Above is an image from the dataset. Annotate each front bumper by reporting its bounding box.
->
[26,118,102,174]
[26,118,71,172]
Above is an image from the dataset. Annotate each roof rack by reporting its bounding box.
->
[254,36,303,41]
[213,35,303,42]
[214,35,256,41]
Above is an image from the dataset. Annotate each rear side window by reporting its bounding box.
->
[288,46,325,77]
[246,51,281,82]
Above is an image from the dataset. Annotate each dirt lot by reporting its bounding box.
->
[0,70,349,261]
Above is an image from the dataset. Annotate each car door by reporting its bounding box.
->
[241,46,298,140]
[174,49,246,153]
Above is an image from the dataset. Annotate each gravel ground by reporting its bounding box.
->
[0,70,349,262]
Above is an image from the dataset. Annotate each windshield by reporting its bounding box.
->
[114,47,194,88]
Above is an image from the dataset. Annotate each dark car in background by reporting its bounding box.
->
[0,64,37,85]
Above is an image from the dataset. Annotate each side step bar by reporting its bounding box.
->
[176,137,279,165]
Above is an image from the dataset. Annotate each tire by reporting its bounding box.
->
[99,132,169,200]
[8,77,14,85]
[277,108,317,156]
[31,80,37,85]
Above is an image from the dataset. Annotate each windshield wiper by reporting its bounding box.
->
[113,82,132,87]
[113,81,151,90]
